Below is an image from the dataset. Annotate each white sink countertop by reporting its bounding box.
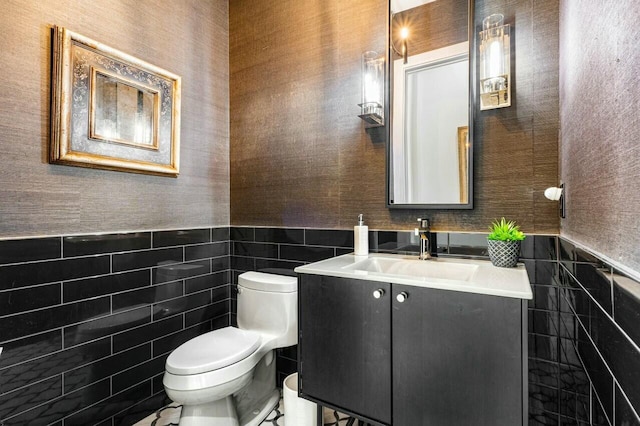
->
[294,253,533,300]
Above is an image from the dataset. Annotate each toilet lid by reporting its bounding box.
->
[166,327,261,375]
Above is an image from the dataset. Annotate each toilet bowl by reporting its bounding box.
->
[163,271,297,426]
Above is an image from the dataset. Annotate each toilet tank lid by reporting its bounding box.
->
[238,271,297,293]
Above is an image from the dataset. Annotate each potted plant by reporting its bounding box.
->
[487,218,526,267]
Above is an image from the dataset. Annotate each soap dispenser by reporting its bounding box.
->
[354,214,369,256]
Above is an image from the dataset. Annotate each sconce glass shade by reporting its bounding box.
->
[479,14,510,110]
[359,51,385,127]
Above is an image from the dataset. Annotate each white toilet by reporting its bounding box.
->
[163,271,298,426]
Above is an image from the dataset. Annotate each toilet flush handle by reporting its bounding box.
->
[237,285,242,295]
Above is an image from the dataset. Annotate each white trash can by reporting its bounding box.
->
[283,372,320,426]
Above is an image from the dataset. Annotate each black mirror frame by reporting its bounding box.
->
[385,0,476,210]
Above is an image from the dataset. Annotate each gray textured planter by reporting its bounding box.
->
[487,239,521,268]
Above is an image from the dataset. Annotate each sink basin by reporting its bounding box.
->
[294,253,532,299]
[342,256,478,282]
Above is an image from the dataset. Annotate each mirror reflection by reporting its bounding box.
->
[91,71,158,148]
[388,0,473,208]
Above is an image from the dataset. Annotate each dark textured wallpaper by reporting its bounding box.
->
[0,0,229,237]
[230,0,560,235]
[559,1,640,274]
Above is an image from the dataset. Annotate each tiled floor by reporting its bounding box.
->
[135,403,180,426]
[134,397,358,426]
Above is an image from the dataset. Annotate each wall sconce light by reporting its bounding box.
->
[544,184,565,218]
[390,25,409,64]
[399,27,409,64]
[358,51,385,127]
[479,14,511,110]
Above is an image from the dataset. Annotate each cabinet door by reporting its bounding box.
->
[298,274,391,425]
[392,285,523,426]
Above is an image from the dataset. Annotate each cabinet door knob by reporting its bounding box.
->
[396,292,408,303]
[373,289,385,299]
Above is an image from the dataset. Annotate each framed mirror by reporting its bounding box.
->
[50,26,181,177]
[387,0,475,209]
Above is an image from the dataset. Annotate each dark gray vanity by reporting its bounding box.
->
[295,253,531,425]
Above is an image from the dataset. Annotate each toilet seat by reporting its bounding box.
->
[166,327,261,375]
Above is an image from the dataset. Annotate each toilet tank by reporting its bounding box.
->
[237,272,297,348]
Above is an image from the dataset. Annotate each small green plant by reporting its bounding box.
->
[487,217,526,241]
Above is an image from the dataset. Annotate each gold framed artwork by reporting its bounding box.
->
[457,126,469,203]
[50,26,181,177]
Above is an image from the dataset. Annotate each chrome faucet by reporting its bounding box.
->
[414,218,432,260]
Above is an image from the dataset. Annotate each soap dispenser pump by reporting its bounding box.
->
[354,214,369,256]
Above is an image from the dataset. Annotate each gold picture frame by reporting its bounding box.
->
[50,26,181,177]
[457,126,469,203]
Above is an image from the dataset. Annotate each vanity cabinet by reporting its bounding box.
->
[298,274,392,424]
[298,274,527,426]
